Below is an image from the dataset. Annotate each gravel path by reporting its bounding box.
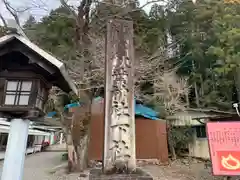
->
[143,160,240,180]
[143,163,211,180]
[0,151,239,180]
[0,151,80,180]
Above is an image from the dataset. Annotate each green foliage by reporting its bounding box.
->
[166,0,239,110]
[19,0,240,162]
[0,26,7,36]
[25,7,76,61]
[62,153,68,161]
[209,4,240,74]
[23,15,36,29]
[135,4,167,54]
[22,0,240,112]
[44,90,79,116]
[169,126,194,151]
[91,2,165,54]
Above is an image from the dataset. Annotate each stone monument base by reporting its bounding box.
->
[89,168,153,180]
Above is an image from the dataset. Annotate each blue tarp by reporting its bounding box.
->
[64,102,80,111]
[48,97,159,120]
[94,96,103,102]
[47,111,57,117]
[135,103,159,120]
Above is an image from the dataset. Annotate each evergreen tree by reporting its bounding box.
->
[23,15,36,29]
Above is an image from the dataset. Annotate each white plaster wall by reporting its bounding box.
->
[170,111,208,126]
[188,129,210,159]
[50,133,55,145]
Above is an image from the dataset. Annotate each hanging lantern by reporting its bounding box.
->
[0,34,77,119]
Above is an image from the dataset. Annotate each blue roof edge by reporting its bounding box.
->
[48,97,159,120]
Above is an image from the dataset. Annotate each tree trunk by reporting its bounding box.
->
[66,133,77,172]
[169,141,177,160]
[167,123,177,160]
[77,133,90,171]
[194,82,200,107]
[62,125,78,173]
[70,95,92,172]
[192,60,200,107]
[235,69,240,103]
[200,75,204,97]
[60,112,77,173]
[60,0,93,173]
[168,136,177,160]
[185,91,190,108]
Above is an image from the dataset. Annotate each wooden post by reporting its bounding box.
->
[50,132,55,145]
[60,132,63,144]
[1,119,30,180]
[103,19,136,173]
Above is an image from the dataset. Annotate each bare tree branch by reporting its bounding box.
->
[152,69,190,115]
[0,13,7,27]
[1,0,49,28]
[60,0,78,20]
[2,0,20,25]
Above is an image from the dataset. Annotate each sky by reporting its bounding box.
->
[0,0,156,25]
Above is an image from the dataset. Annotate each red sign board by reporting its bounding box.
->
[207,122,240,175]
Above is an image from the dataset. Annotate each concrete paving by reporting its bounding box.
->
[0,147,234,180]
[46,143,67,152]
[0,151,80,180]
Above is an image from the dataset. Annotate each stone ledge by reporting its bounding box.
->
[89,168,153,180]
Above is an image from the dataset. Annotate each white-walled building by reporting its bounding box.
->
[0,118,60,159]
[169,108,236,160]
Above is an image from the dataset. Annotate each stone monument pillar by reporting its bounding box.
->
[89,18,153,180]
[103,19,136,173]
